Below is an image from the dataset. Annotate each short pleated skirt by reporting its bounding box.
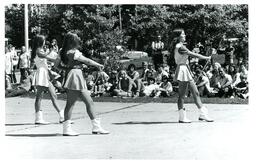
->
[64,69,87,91]
[174,64,193,82]
[32,67,50,87]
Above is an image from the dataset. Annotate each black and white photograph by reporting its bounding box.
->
[2,0,255,161]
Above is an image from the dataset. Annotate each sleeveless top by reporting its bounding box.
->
[174,43,189,65]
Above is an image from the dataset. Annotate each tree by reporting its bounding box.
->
[5,4,25,48]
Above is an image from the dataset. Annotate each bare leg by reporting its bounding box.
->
[80,89,109,134]
[188,81,203,109]
[64,89,79,121]
[177,81,189,110]
[48,81,62,113]
[35,86,45,113]
[80,89,96,120]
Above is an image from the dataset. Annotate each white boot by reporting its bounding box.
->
[35,111,50,124]
[198,106,214,122]
[178,108,191,123]
[91,118,110,134]
[63,120,79,136]
[59,110,65,123]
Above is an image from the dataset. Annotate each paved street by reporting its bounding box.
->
[4,97,254,159]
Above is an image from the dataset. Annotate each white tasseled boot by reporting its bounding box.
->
[63,120,79,136]
[198,106,214,122]
[91,118,110,134]
[35,110,50,124]
[178,108,192,123]
[59,110,65,123]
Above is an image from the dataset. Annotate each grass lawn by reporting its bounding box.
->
[17,92,248,104]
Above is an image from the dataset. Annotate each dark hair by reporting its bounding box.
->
[128,64,136,71]
[60,32,81,65]
[31,35,45,62]
[162,75,168,81]
[169,28,184,62]
[148,76,155,83]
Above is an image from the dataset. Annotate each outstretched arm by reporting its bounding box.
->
[74,51,103,69]
[179,46,211,60]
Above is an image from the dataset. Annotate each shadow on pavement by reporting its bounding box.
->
[5,122,61,126]
[113,121,178,125]
[6,133,94,137]
[5,133,63,137]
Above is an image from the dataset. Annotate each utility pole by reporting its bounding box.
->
[134,5,138,50]
[24,4,29,52]
[119,5,122,31]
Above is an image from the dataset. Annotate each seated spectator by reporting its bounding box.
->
[127,64,144,98]
[144,63,156,85]
[162,63,170,74]
[214,67,233,98]
[113,70,133,97]
[209,62,221,89]
[93,68,109,97]
[154,75,173,98]
[232,74,248,99]
[84,69,95,92]
[105,70,119,96]
[142,77,159,97]
[239,64,248,78]
[205,64,213,80]
[196,69,214,97]
[140,61,149,81]
[5,69,34,97]
[5,74,12,91]
[155,64,168,85]
[228,64,241,87]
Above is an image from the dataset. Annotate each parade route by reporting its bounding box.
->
[4,97,254,159]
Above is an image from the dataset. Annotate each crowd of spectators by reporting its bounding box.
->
[5,40,249,100]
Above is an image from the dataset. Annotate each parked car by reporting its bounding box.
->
[119,51,153,69]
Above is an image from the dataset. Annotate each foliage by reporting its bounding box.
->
[5,4,248,66]
[5,4,25,48]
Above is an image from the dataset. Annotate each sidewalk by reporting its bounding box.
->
[4,97,254,159]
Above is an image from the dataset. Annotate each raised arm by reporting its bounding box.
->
[37,49,57,62]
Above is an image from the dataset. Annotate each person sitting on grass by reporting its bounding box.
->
[144,63,156,85]
[83,68,95,95]
[195,69,214,97]
[105,70,119,96]
[140,61,149,82]
[5,69,34,97]
[127,64,143,98]
[92,67,109,97]
[142,77,159,97]
[155,64,169,85]
[154,75,173,98]
[232,74,248,99]
[113,70,133,98]
[214,67,233,98]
